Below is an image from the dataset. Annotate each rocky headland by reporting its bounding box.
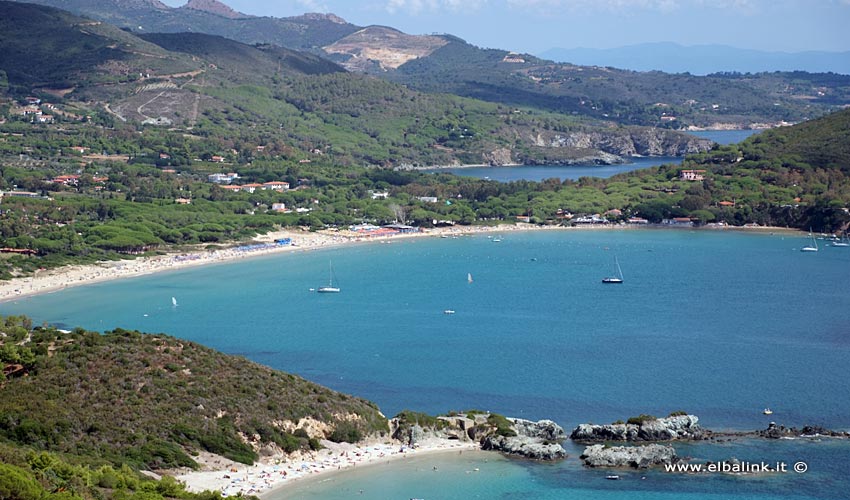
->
[480,418,568,460]
[390,412,567,461]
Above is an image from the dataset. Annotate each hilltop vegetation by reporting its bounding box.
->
[0,2,706,169]
[385,37,850,128]
[0,2,201,93]
[9,0,850,129]
[0,315,388,470]
[14,0,360,51]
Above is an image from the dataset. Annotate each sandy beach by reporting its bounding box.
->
[171,437,479,498]
[0,223,801,305]
[0,224,544,304]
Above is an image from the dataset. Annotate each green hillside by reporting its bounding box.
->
[0,2,201,92]
[12,0,360,50]
[138,33,345,80]
[11,0,850,129]
[386,37,850,128]
[0,2,707,169]
[0,317,387,469]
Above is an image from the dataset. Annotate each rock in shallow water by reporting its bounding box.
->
[580,443,679,469]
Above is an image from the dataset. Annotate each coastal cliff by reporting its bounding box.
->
[484,128,712,166]
[570,414,706,442]
[525,128,712,158]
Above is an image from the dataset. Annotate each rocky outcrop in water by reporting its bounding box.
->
[757,422,850,439]
[570,414,706,442]
[480,419,568,460]
[580,443,679,468]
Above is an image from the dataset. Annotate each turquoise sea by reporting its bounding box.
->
[2,229,848,499]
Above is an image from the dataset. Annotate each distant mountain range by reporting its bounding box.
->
[539,43,850,76]
[12,0,358,50]
[5,0,850,130]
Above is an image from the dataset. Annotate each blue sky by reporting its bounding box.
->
[160,0,850,54]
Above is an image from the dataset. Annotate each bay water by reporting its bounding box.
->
[425,129,761,182]
[3,228,847,499]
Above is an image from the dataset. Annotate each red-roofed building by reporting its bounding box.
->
[52,175,80,186]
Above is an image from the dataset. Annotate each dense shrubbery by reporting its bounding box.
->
[0,317,388,469]
[487,413,517,437]
[627,414,658,425]
[0,445,233,500]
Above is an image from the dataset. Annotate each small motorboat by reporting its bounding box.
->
[605,475,620,480]
[763,408,773,415]
[443,309,455,315]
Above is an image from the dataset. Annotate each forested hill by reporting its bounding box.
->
[9,0,850,129]
[0,2,202,92]
[138,32,346,78]
[733,107,850,168]
[629,107,850,229]
[9,0,360,50]
[0,0,710,170]
[384,37,850,128]
[0,318,388,469]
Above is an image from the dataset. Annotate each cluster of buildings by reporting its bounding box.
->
[207,173,290,193]
[50,174,108,187]
[10,97,84,124]
[216,181,290,193]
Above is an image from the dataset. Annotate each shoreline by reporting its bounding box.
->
[0,225,515,304]
[170,438,479,498]
[0,223,804,304]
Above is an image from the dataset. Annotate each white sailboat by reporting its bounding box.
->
[467,273,473,284]
[317,261,340,293]
[602,256,624,284]
[171,296,178,307]
[801,229,818,252]
[830,232,849,247]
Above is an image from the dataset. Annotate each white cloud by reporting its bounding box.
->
[505,0,758,12]
[297,0,330,12]
[385,0,489,14]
